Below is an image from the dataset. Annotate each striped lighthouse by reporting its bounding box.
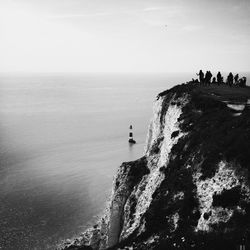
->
[128,125,136,144]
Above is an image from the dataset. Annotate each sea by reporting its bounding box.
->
[0,72,248,250]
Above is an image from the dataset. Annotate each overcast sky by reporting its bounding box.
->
[0,0,249,73]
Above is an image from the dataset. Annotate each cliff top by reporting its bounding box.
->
[195,84,250,103]
[159,82,250,103]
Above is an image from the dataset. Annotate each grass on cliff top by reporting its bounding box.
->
[194,84,250,103]
[159,82,250,103]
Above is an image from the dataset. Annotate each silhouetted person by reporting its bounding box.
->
[212,77,216,84]
[242,77,247,87]
[191,78,199,84]
[234,74,239,85]
[239,77,247,87]
[217,71,223,85]
[205,71,213,85]
[227,72,234,87]
[197,70,204,84]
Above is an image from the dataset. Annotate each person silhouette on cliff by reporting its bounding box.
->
[234,74,239,85]
[217,72,223,85]
[212,77,216,84]
[197,70,204,84]
[227,72,234,87]
[239,77,247,87]
[205,71,213,85]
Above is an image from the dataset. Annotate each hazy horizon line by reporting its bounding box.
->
[0,71,250,75]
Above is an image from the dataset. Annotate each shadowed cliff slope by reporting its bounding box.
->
[62,82,250,250]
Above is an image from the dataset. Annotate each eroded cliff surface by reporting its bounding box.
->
[62,83,250,250]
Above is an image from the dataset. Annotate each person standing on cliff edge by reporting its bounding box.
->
[217,71,223,85]
[197,70,204,84]
[205,71,213,85]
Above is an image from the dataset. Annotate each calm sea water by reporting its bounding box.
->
[0,72,248,250]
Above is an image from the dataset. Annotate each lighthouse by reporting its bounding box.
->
[128,125,136,144]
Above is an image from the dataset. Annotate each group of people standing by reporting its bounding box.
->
[196,70,247,87]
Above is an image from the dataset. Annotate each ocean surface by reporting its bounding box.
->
[0,72,248,250]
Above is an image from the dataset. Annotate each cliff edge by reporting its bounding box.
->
[62,82,250,250]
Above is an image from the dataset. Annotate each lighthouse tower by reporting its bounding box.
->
[128,125,136,144]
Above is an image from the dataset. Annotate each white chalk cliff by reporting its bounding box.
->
[62,82,250,250]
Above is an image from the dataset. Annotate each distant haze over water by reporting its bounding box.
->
[0,72,249,249]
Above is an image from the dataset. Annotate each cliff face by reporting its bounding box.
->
[63,83,250,250]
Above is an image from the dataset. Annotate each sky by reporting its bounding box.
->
[0,0,249,73]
